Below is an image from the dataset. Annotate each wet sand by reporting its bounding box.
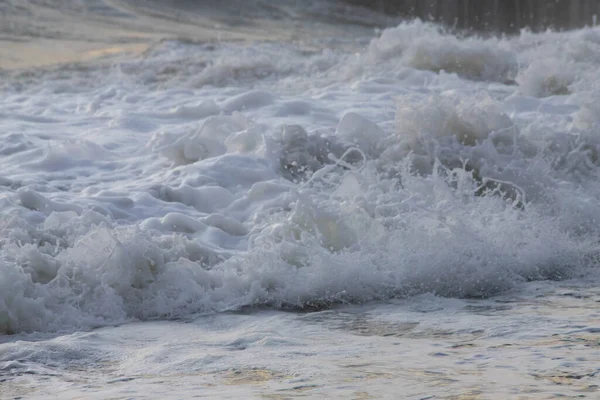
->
[0,0,388,71]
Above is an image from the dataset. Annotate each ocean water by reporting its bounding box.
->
[1,1,600,399]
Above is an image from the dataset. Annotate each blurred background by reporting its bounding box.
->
[347,0,600,32]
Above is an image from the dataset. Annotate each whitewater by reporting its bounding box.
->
[1,1,600,398]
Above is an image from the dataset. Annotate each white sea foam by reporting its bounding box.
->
[367,21,517,82]
[2,20,600,336]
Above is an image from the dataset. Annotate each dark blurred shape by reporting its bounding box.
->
[345,0,600,33]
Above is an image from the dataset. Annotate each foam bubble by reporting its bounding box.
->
[367,21,517,82]
[517,59,576,97]
[156,114,248,165]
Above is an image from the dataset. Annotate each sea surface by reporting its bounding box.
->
[1,1,600,399]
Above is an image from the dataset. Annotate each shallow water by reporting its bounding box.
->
[1,1,600,399]
[3,284,600,399]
